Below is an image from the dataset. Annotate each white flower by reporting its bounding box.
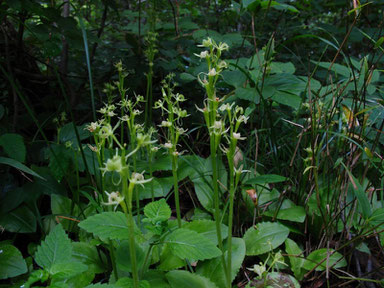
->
[137,133,157,147]
[237,115,249,124]
[198,38,213,48]
[86,122,99,133]
[102,191,124,210]
[247,263,266,278]
[208,68,217,77]
[130,171,153,187]
[159,121,172,127]
[217,42,229,51]
[217,60,228,69]
[163,142,173,149]
[100,150,124,176]
[195,50,209,59]
[232,132,246,140]
[98,124,114,139]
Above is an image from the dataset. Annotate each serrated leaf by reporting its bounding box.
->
[79,212,131,240]
[166,228,221,261]
[0,133,26,163]
[244,222,289,255]
[166,270,218,288]
[182,220,228,246]
[303,248,347,271]
[0,242,27,279]
[35,224,72,270]
[196,238,245,287]
[144,199,171,222]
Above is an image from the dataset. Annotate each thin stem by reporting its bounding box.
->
[172,154,182,228]
[122,180,139,288]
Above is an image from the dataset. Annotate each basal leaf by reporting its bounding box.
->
[0,156,45,180]
[196,238,245,287]
[166,270,218,288]
[0,133,26,163]
[244,222,289,255]
[303,248,347,271]
[116,277,150,288]
[166,228,222,261]
[183,220,228,246]
[244,174,287,185]
[72,242,106,274]
[0,242,27,279]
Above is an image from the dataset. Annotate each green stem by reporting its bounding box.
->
[227,155,235,288]
[172,154,182,227]
[210,139,229,285]
[122,180,139,288]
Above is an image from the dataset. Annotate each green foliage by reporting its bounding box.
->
[78,212,132,241]
[35,224,72,271]
[244,222,290,256]
[165,228,222,261]
[0,133,26,163]
[0,242,27,279]
[166,271,218,288]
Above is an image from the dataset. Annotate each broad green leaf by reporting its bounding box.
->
[116,241,145,272]
[0,242,27,279]
[235,87,260,104]
[166,270,218,288]
[59,123,90,148]
[192,175,214,212]
[50,262,88,279]
[222,70,247,88]
[79,212,131,240]
[369,208,384,226]
[271,91,301,109]
[196,238,245,287]
[85,284,115,288]
[265,206,306,223]
[341,163,371,219]
[72,242,106,274]
[166,228,222,261]
[137,177,173,200]
[285,239,305,280]
[179,73,196,83]
[35,224,72,270]
[0,133,26,163]
[0,156,45,180]
[303,248,347,271]
[312,61,351,78]
[270,62,295,74]
[144,199,171,222]
[143,270,170,288]
[158,244,185,271]
[51,194,79,230]
[244,174,287,185]
[0,204,36,233]
[49,144,72,181]
[244,222,289,255]
[183,220,228,246]
[116,277,150,288]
